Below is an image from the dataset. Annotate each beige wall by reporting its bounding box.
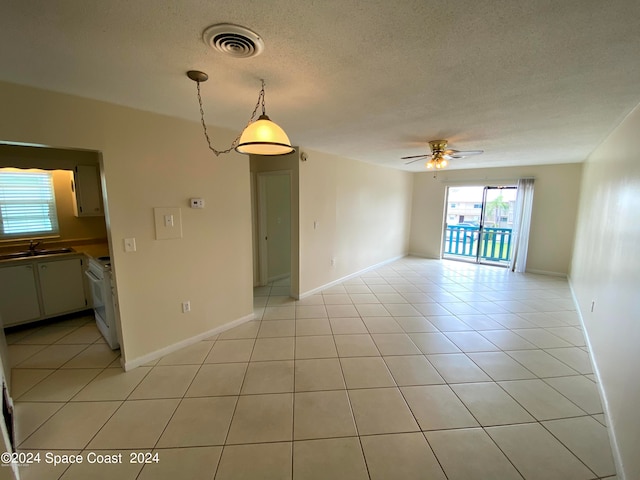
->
[409,163,582,275]
[298,150,413,295]
[570,103,640,479]
[0,81,254,365]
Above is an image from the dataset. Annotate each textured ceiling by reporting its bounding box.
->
[1,0,639,171]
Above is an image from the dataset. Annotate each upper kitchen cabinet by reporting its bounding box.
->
[71,164,104,217]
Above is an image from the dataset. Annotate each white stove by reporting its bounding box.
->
[85,255,120,349]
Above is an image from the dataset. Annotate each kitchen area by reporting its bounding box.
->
[0,143,120,351]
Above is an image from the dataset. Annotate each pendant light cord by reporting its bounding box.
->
[195,79,266,156]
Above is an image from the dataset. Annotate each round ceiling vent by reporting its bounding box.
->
[202,24,265,59]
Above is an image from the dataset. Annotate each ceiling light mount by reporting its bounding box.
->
[203,24,265,59]
[187,70,293,157]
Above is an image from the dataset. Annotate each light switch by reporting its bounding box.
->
[154,207,183,240]
[124,237,136,252]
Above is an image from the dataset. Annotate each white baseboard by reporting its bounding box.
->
[407,252,441,260]
[298,254,406,299]
[122,312,255,371]
[526,268,567,277]
[567,276,624,479]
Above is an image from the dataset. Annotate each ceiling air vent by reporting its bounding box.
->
[202,24,265,58]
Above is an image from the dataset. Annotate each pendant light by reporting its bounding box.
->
[187,70,293,157]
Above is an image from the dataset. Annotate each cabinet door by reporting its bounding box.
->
[38,258,87,316]
[72,164,104,216]
[0,264,40,326]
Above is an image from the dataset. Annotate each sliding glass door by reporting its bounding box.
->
[443,185,517,266]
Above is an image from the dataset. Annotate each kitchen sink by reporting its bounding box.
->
[0,247,75,261]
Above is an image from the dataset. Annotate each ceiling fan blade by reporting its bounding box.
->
[401,154,432,160]
[404,157,429,165]
[448,149,484,158]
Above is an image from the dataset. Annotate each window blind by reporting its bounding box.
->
[0,171,60,239]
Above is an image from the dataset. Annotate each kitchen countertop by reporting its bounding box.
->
[0,240,109,264]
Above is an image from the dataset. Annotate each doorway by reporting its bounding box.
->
[256,171,292,286]
[443,185,517,266]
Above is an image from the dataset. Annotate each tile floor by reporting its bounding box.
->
[6,257,618,479]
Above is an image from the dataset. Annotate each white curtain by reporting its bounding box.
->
[510,178,535,273]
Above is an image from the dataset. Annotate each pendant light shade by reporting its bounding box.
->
[236,114,294,155]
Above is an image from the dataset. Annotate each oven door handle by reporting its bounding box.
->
[85,269,101,283]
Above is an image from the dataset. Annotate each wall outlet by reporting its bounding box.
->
[190,198,205,209]
[182,301,191,313]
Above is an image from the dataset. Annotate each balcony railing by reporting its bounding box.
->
[444,225,513,263]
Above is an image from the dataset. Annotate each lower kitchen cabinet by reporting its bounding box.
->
[0,255,88,328]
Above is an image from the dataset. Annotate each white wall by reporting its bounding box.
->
[570,103,640,479]
[298,150,413,295]
[409,163,582,275]
[0,81,254,366]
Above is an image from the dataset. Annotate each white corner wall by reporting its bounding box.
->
[570,103,640,479]
[409,163,583,275]
[298,150,413,295]
[0,81,254,365]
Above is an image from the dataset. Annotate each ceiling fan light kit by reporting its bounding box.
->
[402,139,483,170]
[187,24,293,157]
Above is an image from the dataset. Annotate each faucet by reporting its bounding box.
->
[28,240,42,252]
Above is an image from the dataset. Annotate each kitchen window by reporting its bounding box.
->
[0,169,60,239]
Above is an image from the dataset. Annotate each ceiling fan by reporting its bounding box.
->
[402,139,483,169]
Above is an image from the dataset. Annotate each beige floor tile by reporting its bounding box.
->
[216,442,292,480]
[294,358,345,392]
[258,320,296,338]
[296,294,325,305]
[543,416,616,477]
[349,293,381,304]
[217,321,260,340]
[128,365,199,399]
[267,295,296,306]
[499,379,586,420]
[241,360,294,394]
[329,317,368,334]
[383,355,445,386]
[426,428,523,480]
[356,304,390,317]
[409,333,461,354]
[55,324,102,344]
[486,423,595,480]
[263,306,296,320]
[157,342,213,365]
[10,368,54,398]
[62,343,120,369]
[186,363,247,397]
[21,401,121,449]
[157,396,237,447]
[394,316,438,333]
[60,450,147,479]
[421,315,472,332]
[88,399,180,449]
[546,326,586,346]
[18,449,80,480]
[72,366,151,401]
[295,318,331,336]
[226,393,293,444]
[427,353,492,383]
[295,305,327,319]
[295,335,337,359]
[251,337,295,361]
[478,329,537,350]
[334,334,379,357]
[361,432,446,480]
[322,294,354,305]
[513,328,572,348]
[15,344,87,368]
[401,385,478,431]
[372,333,421,355]
[414,303,453,317]
[467,351,537,381]
[6,328,38,344]
[325,304,360,318]
[507,350,579,377]
[545,347,593,374]
[444,331,500,352]
[374,292,406,302]
[344,284,372,294]
[293,437,369,480]
[14,402,64,445]
[361,316,403,333]
[19,368,102,402]
[348,387,419,435]
[17,325,80,345]
[451,382,535,426]
[137,446,222,480]
[205,339,254,363]
[544,375,603,414]
[294,390,356,440]
[492,313,537,329]
[340,356,395,388]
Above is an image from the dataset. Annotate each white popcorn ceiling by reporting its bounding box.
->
[1,0,639,171]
